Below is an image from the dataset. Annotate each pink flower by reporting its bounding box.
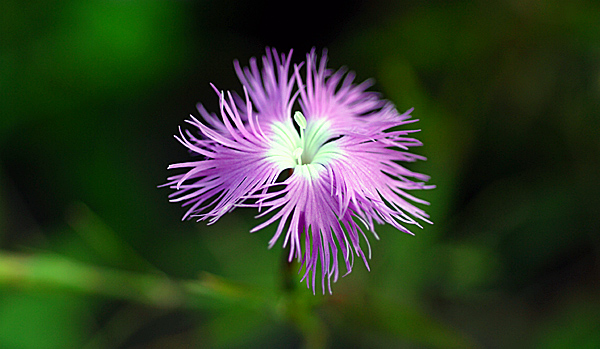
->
[165,48,434,293]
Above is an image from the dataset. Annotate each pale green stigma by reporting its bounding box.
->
[294,110,307,130]
[292,147,304,165]
[293,111,307,165]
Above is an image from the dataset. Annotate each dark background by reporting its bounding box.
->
[1,0,599,347]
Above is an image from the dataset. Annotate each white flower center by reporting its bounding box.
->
[267,111,337,171]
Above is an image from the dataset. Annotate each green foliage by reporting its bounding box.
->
[1,0,599,347]
[0,291,91,349]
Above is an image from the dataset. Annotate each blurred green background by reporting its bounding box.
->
[1,0,599,347]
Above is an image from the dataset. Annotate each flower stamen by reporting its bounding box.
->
[293,111,307,165]
[292,147,304,165]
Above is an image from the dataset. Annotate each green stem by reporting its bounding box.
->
[279,238,328,349]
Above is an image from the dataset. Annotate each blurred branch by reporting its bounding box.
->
[0,251,268,310]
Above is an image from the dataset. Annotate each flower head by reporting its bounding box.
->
[165,48,434,293]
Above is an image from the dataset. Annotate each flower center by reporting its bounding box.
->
[292,111,335,166]
[267,112,336,170]
[293,111,307,165]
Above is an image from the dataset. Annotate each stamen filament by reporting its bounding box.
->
[293,111,307,165]
[293,147,304,165]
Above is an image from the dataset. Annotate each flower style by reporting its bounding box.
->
[165,48,434,293]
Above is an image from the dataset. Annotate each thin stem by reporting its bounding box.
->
[278,227,328,349]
